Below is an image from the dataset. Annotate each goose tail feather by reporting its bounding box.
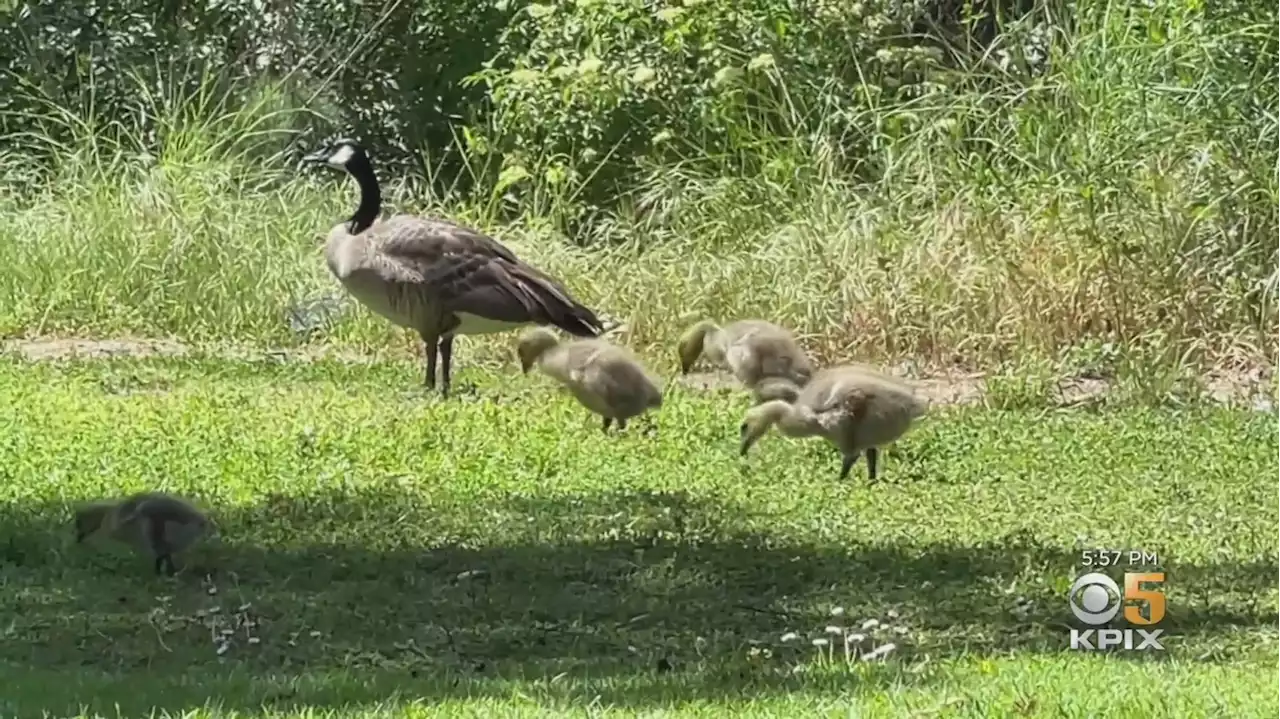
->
[505,264,604,337]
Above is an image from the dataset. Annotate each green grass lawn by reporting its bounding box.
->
[0,355,1275,718]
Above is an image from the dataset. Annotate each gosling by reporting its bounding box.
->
[517,327,663,432]
[738,364,928,481]
[677,318,813,403]
[74,492,215,575]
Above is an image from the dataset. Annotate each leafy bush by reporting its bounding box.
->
[464,0,945,209]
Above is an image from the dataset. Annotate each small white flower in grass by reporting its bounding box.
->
[830,606,845,617]
[780,632,799,643]
[824,625,843,635]
[886,609,899,619]
[846,633,866,644]
[216,643,230,656]
[656,6,684,22]
[811,637,829,648]
[631,66,657,86]
[248,637,261,645]
[892,626,910,636]
[747,53,775,72]
[862,643,897,661]
[712,66,741,87]
[860,618,880,631]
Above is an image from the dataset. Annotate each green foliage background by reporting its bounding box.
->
[0,0,1275,369]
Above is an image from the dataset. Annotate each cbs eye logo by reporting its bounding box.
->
[1069,571,1166,625]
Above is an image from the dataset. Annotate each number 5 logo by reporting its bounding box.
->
[1124,572,1166,625]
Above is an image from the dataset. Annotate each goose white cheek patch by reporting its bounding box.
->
[327,144,355,168]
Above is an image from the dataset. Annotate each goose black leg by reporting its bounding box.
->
[439,335,455,398]
[602,417,613,432]
[617,418,628,431]
[865,447,879,481]
[154,554,177,576]
[421,334,439,390]
[839,452,860,481]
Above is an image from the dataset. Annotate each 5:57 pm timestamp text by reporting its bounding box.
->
[1079,548,1160,567]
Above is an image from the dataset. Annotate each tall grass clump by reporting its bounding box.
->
[0,0,1274,378]
[0,72,340,343]
[466,0,1277,371]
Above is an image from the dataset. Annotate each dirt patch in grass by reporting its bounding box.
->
[2,337,192,361]
[2,336,1273,410]
[0,336,381,366]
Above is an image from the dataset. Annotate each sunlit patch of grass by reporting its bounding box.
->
[0,356,1274,716]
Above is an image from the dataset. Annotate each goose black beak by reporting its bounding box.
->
[301,148,331,165]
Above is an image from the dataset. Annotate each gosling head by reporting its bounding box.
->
[301,137,370,174]
[738,400,791,457]
[676,320,715,375]
[516,327,561,373]
[72,501,117,543]
[755,377,801,404]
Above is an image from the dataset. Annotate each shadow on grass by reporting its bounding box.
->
[0,487,1273,716]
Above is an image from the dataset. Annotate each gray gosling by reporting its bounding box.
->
[677,318,814,403]
[74,492,215,575]
[518,327,663,432]
[301,139,603,397]
[738,364,928,481]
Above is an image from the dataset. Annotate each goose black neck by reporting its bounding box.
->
[345,155,381,234]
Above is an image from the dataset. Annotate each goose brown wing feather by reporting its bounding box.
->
[370,216,603,335]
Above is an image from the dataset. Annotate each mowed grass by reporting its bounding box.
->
[0,356,1276,718]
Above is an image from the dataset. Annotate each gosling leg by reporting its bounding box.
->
[148,519,176,576]
[865,447,879,481]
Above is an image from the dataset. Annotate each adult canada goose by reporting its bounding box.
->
[301,139,605,397]
[74,492,215,575]
[677,318,814,403]
[517,327,663,432]
[738,364,928,481]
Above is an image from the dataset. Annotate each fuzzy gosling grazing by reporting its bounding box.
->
[301,139,604,397]
[738,365,928,481]
[74,492,214,575]
[678,318,814,403]
[518,327,663,432]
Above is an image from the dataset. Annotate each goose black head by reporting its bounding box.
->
[302,138,382,234]
[302,138,370,173]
